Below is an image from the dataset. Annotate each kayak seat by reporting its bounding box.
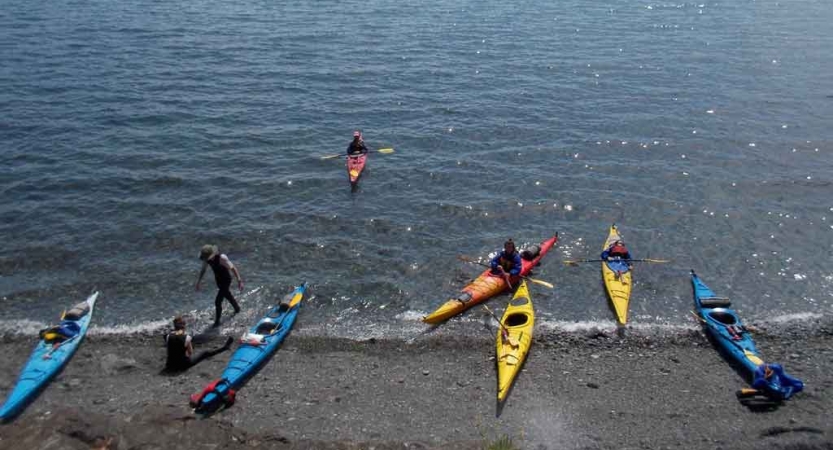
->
[505,313,529,327]
[708,310,737,325]
[63,302,90,320]
[521,245,541,261]
[700,297,731,308]
[256,321,280,334]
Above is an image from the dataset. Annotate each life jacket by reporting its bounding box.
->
[498,251,519,272]
[39,320,81,343]
[190,378,236,410]
[608,244,629,258]
[207,254,232,288]
[348,140,366,155]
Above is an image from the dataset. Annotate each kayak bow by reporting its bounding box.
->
[347,153,368,186]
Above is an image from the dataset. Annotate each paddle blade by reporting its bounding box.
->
[644,259,670,263]
[377,148,394,154]
[528,278,554,289]
[563,260,580,266]
[320,153,344,160]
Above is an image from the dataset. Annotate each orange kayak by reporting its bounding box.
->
[423,234,558,324]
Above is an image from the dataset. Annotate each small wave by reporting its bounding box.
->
[0,310,827,340]
[89,319,170,336]
[764,312,825,324]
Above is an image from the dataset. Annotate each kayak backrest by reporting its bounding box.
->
[699,297,731,308]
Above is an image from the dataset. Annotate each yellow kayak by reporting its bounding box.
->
[496,281,534,403]
[601,224,632,325]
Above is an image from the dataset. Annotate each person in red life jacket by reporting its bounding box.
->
[347,130,368,155]
[196,245,244,327]
[164,316,233,373]
[601,240,633,278]
[490,239,522,289]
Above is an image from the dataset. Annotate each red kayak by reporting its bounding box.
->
[347,153,368,186]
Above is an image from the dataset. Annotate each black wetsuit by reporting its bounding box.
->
[164,331,227,372]
[347,140,368,155]
[207,254,241,325]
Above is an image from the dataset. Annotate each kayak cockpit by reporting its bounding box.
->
[504,313,529,327]
[708,310,738,325]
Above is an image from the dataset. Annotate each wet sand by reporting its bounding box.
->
[1,322,831,449]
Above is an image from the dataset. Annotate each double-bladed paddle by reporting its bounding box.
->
[320,148,395,160]
[563,258,669,266]
[457,256,554,289]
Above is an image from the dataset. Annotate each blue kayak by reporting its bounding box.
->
[691,271,803,401]
[191,282,306,413]
[0,292,99,422]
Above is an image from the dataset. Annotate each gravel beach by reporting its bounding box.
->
[1,321,831,449]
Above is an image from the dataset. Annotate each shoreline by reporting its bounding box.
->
[1,324,831,449]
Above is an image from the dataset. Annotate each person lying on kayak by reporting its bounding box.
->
[164,316,233,373]
[602,240,632,261]
[196,245,244,327]
[601,240,633,278]
[347,130,368,155]
[490,239,522,288]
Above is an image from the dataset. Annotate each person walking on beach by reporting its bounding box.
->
[196,245,244,327]
[164,316,233,372]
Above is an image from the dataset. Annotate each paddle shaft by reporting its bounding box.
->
[482,304,511,337]
[564,258,668,265]
[321,148,394,160]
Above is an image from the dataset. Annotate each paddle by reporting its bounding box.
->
[481,305,509,340]
[457,256,554,289]
[563,258,669,266]
[320,148,395,160]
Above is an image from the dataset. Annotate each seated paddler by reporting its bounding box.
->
[490,239,522,289]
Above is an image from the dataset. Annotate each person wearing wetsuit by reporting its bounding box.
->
[196,245,244,327]
[164,316,233,372]
[490,239,523,289]
[347,130,368,155]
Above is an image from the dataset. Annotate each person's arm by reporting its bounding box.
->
[195,262,208,291]
[360,142,369,154]
[490,253,502,271]
[601,250,610,261]
[220,255,244,292]
[185,335,193,358]
[509,253,522,276]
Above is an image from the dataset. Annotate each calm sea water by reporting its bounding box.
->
[1,0,832,337]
